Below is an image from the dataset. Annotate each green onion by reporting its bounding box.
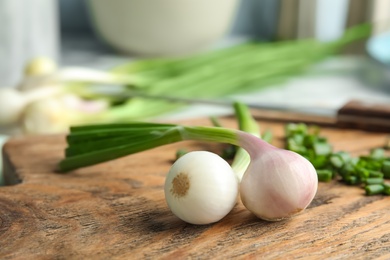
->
[316,169,333,182]
[57,102,322,223]
[329,154,344,168]
[356,168,370,181]
[370,148,385,160]
[345,176,359,185]
[365,178,384,185]
[382,161,390,178]
[383,183,390,195]
[365,184,385,196]
[313,143,332,156]
[175,149,188,159]
[369,171,384,179]
[86,24,372,121]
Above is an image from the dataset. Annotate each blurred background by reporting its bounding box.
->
[0,0,389,136]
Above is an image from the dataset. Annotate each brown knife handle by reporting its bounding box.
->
[336,100,390,132]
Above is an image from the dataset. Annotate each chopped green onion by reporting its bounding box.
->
[284,121,390,196]
[365,178,384,185]
[175,149,188,159]
[356,168,370,181]
[382,161,390,178]
[345,176,359,185]
[310,155,329,169]
[383,183,390,195]
[365,184,385,196]
[369,171,384,179]
[329,154,344,169]
[313,142,332,156]
[370,148,385,160]
[262,130,273,143]
[316,169,333,182]
[285,123,307,136]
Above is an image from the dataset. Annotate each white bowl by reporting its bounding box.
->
[87,0,239,56]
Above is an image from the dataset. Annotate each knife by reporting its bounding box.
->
[110,91,390,132]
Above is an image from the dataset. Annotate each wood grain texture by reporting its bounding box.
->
[1,117,390,259]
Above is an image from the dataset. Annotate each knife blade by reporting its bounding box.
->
[110,91,390,132]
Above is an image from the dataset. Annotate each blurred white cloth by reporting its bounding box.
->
[0,0,59,87]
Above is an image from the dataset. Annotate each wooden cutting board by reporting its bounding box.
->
[1,115,389,259]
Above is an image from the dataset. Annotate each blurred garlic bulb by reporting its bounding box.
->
[21,94,109,134]
[0,86,62,125]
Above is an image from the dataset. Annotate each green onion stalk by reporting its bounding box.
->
[60,121,251,172]
[60,102,258,173]
[70,23,372,122]
[230,103,261,180]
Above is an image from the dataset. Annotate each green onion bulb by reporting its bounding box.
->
[164,151,238,225]
[238,132,318,221]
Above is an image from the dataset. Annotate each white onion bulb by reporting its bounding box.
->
[164,151,238,225]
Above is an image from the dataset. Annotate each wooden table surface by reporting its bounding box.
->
[1,116,389,259]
